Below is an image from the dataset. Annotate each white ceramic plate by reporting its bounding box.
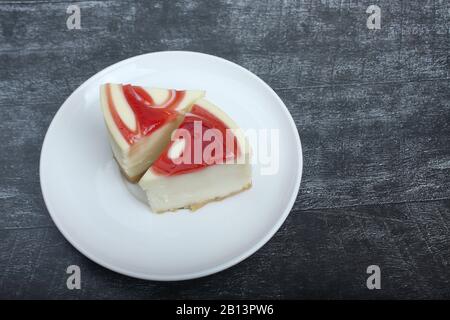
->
[40,51,302,281]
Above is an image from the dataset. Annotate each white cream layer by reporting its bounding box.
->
[100,83,205,179]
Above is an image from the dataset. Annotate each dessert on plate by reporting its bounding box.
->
[139,98,252,213]
[100,83,252,212]
[100,83,204,182]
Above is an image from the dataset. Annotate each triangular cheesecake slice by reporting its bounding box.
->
[139,99,252,213]
[100,83,204,182]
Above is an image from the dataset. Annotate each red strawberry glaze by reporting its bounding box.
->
[152,105,239,176]
[106,84,185,145]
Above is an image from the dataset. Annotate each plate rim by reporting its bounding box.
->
[39,51,303,281]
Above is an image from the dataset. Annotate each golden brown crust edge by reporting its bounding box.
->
[153,182,253,213]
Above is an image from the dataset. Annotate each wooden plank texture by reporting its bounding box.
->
[0,0,449,298]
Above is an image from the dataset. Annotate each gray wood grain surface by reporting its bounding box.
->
[0,0,449,299]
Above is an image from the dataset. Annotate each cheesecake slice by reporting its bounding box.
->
[100,83,204,182]
[139,99,252,213]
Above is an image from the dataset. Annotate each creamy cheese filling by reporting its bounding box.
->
[111,118,182,179]
[100,84,205,180]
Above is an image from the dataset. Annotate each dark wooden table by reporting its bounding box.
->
[0,0,449,299]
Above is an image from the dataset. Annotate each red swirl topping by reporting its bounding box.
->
[106,84,185,144]
[152,105,239,176]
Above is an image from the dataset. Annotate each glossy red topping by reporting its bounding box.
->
[106,84,185,144]
[152,105,239,176]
